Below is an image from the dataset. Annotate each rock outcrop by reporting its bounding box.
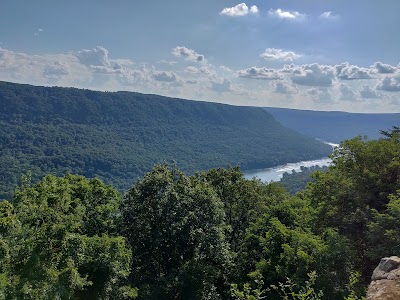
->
[367,256,400,300]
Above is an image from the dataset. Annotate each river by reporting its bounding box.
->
[243,142,339,182]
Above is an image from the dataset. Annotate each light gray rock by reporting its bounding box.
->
[371,256,400,281]
[367,256,400,300]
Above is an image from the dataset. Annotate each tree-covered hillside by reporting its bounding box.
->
[264,107,400,143]
[279,165,329,195]
[0,81,331,198]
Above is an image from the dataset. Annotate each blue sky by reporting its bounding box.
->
[1,0,400,112]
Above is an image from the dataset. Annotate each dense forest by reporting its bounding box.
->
[279,165,329,194]
[264,107,400,143]
[0,128,398,299]
[0,81,332,199]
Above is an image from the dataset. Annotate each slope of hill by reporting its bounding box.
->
[264,107,400,143]
[0,81,332,198]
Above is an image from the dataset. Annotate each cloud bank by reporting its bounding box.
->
[0,46,399,112]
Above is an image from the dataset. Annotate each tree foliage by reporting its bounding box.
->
[0,128,398,299]
[121,164,230,299]
[0,174,136,299]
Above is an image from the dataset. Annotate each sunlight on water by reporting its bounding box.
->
[244,141,338,182]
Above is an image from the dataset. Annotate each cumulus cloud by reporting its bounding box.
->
[268,8,305,20]
[76,46,111,67]
[236,67,283,80]
[158,60,177,66]
[185,66,212,76]
[273,81,297,94]
[113,63,131,75]
[307,87,333,103]
[260,48,301,61]
[279,64,300,74]
[307,88,319,95]
[43,61,70,78]
[249,5,259,14]
[360,85,380,98]
[172,46,205,63]
[210,78,233,93]
[339,83,356,101]
[290,64,334,87]
[219,65,232,73]
[319,11,340,20]
[376,74,400,92]
[153,71,179,82]
[0,47,91,86]
[220,3,258,17]
[335,63,372,80]
[186,79,197,84]
[371,62,397,74]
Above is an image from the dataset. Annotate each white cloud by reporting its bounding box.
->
[291,64,334,87]
[210,78,233,93]
[236,67,283,80]
[273,81,297,94]
[220,3,258,17]
[153,71,179,82]
[158,60,178,66]
[43,61,70,78]
[185,66,213,76]
[260,48,301,61]
[339,83,356,101]
[250,5,259,14]
[307,87,333,103]
[0,47,90,86]
[280,64,299,74]
[172,46,205,63]
[319,11,340,20]
[376,74,400,92]
[186,66,198,73]
[219,65,232,73]
[371,62,398,74]
[76,46,111,67]
[360,85,380,98]
[307,88,319,95]
[335,62,372,80]
[268,8,305,20]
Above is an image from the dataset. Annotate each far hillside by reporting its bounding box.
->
[264,107,399,143]
[0,81,331,198]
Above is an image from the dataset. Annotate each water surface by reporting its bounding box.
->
[244,142,338,182]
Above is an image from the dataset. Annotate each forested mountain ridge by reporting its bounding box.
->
[264,107,400,143]
[0,81,331,198]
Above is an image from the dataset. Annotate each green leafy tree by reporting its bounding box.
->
[237,195,353,299]
[199,167,269,254]
[0,200,15,299]
[3,173,135,299]
[121,164,230,299]
[368,190,400,259]
[303,129,400,280]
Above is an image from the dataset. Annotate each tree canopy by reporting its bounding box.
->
[0,128,398,299]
